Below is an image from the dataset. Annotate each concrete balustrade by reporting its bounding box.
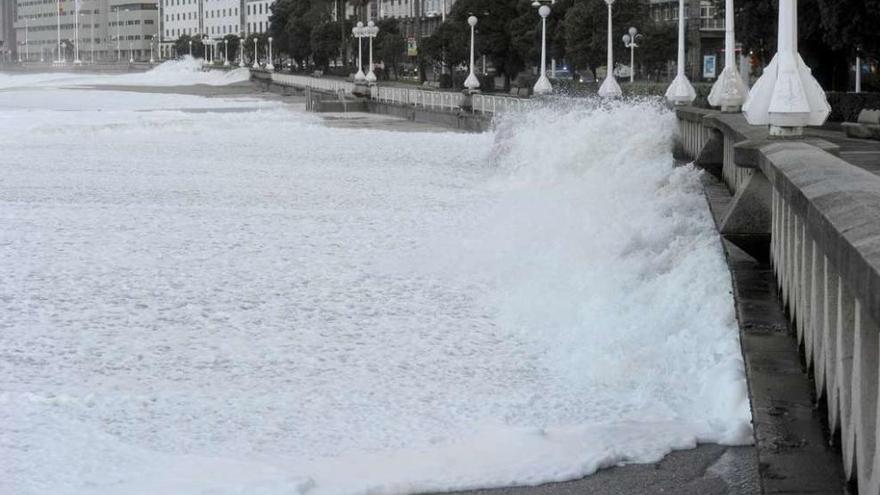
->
[252,69,526,116]
[676,107,880,492]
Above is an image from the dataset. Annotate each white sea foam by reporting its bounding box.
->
[0,56,249,90]
[0,84,751,495]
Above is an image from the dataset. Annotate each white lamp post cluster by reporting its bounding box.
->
[622,27,641,84]
[597,0,622,97]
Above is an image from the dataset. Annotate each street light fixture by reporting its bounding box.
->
[239,35,245,68]
[742,0,830,136]
[464,16,480,92]
[352,22,366,81]
[533,4,552,95]
[665,0,696,105]
[150,35,155,64]
[267,37,275,70]
[365,21,379,83]
[597,0,622,97]
[73,0,81,64]
[129,40,133,63]
[224,39,229,66]
[252,38,259,69]
[188,40,193,58]
[708,0,748,112]
[622,27,641,84]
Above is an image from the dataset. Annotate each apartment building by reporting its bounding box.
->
[648,0,725,81]
[1,1,16,62]
[13,0,160,62]
[159,0,272,57]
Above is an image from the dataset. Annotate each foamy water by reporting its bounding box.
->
[0,67,751,495]
[0,57,249,90]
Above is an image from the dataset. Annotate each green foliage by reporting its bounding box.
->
[311,21,345,69]
[563,0,645,75]
[269,0,333,67]
[826,92,880,122]
[173,34,204,58]
[222,34,240,63]
[375,19,406,79]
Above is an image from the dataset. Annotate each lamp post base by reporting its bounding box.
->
[742,52,830,129]
[533,74,552,96]
[665,73,697,105]
[708,65,748,111]
[597,75,622,98]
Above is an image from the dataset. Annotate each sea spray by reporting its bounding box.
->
[0,84,751,495]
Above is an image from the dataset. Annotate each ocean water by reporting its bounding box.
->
[0,62,751,495]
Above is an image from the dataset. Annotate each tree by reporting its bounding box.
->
[311,20,345,69]
[564,0,646,80]
[447,0,522,87]
[375,18,406,79]
[173,34,204,58]
[638,20,677,81]
[269,0,333,67]
[222,34,241,64]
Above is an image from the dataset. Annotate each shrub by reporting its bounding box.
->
[825,92,880,122]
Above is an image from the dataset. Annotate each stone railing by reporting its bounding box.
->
[267,72,355,94]
[676,107,880,492]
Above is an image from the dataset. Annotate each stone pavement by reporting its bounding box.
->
[807,123,880,176]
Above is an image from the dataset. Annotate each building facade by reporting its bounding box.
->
[1,1,16,62]
[12,0,160,63]
[648,0,724,81]
[159,0,273,57]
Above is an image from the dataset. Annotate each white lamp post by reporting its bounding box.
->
[224,39,229,66]
[267,37,274,70]
[366,21,379,83]
[464,15,480,91]
[17,44,21,63]
[24,18,28,62]
[598,0,622,97]
[55,0,61,63]
[74,0,81,64]
[665,0,696,104]
[128,40,133,63]
[252,38,259,69]
[533,5,552,95]
[708,0,748,111]
[150,36,155,64]
[61,41,66,63]
[622,27,641,84]
[90,9,95,63]
[352,22,365,81]
[239,36,245,68]
[115,8,121,62]
[742,0,830,136]
[188,40,192,58]
[855,49,862,93]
